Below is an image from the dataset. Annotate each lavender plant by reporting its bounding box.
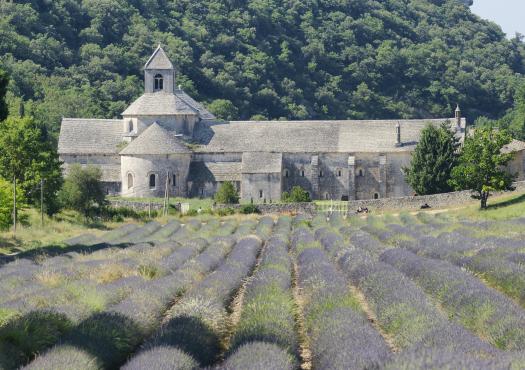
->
[381,248,525,350]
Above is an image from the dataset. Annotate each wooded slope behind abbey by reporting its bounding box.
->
[1,0,524,136]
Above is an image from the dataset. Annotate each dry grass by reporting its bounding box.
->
[291,261,312,370]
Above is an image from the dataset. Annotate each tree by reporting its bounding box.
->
[404,123,460,195]
[0,116,63,215]
[449,128,515,209]
[58,164,107,220]
[207,99,238,121]
[0,69,8,122]
[0,178,24,230]
[282,186,311,203]
[214,181,239,204]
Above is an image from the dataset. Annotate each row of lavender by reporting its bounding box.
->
[0,217,266,369]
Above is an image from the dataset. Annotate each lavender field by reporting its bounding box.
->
[1,212,525,369]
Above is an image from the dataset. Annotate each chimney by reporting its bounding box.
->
[455,104,462,131]
[395,122,401,147]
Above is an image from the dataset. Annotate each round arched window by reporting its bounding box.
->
[154,74,164,91]
[127,173,134,189]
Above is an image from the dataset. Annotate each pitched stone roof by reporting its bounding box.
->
[242,152,282,173]
[144,46,174,70]
[502,139,525,154]
[195,118,466,154]
[205,162,242,181]
[63,163,121,182]
[119,122,191,156]
[122,92,199,116]
[58,118,123,154]
[175,89,216,120]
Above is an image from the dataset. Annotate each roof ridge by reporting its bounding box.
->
[144,45,174,70]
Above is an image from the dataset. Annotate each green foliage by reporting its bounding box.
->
[0,177,25,231]
[240,204,260,214]
[404,122,460,195]
[0,116,62,215]
[0,0,524,135]
[207,99,238,121]
[449,128,515,208]
[214,181,239,204]
[477,83,525,140]
[58,164,107,220]
[215,207,235,216]
[0,68,8,122]
[282,186,311,203]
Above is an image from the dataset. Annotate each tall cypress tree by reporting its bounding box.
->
[404,122,460,195]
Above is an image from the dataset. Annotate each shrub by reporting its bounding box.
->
[240,204,259,214]
[381,248,525,350]
[282,186,311,203]
[214,181,239,204]
[292,229,390,369]
[215,207,235,216]
[220,342,297,370]
[0,310,72,369]
[58,164,107,220]
[122,346,198,370]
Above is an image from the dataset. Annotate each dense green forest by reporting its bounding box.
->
[1,0,524,137]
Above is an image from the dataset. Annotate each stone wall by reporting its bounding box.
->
[216,181,525,216]
[109,200,165,212]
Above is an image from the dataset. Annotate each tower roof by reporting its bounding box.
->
[144,45,174,70]
[120,122,191,155]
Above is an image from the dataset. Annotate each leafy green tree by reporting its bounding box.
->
[207,99,238,121]
[214,181,239,204]
[404,123,460,195]
[0,116,63,215]
[0,178,23,230]
[449,128,515,209]
[0,69,8,122]
[58,164,107,220]
[282,186,311,203]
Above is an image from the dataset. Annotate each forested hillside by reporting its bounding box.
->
[0,0,524,136]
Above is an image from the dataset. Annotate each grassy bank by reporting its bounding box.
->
[0,209,133,256]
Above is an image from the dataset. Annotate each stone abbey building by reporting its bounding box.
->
[58,46,525,202]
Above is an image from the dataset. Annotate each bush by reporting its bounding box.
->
[282,186,310,203]
[240,204,259,214]
[215,207,235,216]
[58,164,107,220]
[214,182,239,204]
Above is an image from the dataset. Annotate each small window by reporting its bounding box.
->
[301,170,305,177]
[127,173,133,189]
[259,190,263,199]
[337,169,342,177]
[284,169,289,178]
[325,193,330,200]
[374,193,379,199]
[154,74,164,91]
[358,169,364,177]
[172,174,176,187]
[128,120,133,132]
[149,174,156,188]
[319,170,324,178]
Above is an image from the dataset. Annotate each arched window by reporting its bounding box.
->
[259,190,264,198]
[319,170,324,178]
[301,170,305,177]
[172,174,176,187]
[374,193,379,199]
[128,120,133,132]
[325,193,330,200]
[284,169,289,178]
[127,173,134,189]
[154,74,164,91]
[358,169,364,177]
[149,174,156,188]
[337,169,342,177]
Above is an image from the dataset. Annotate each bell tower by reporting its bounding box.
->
[144,45,175,94]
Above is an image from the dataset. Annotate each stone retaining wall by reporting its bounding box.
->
[109,200,165,212]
